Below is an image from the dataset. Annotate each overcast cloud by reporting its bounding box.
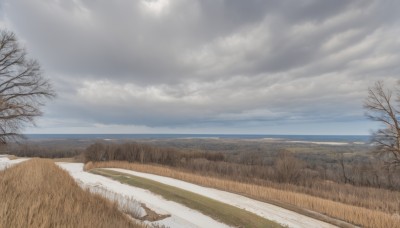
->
[0,0,399,134]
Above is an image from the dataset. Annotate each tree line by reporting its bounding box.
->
[84,142,225,166]
[83,141,400,189]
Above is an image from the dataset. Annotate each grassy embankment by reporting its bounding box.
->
[0,159,142,228]
[86,161,400,228]
[91,168,283,228]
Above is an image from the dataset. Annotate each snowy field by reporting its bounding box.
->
[107,168,338,228]
[0,157,229,227]
[287,141,349,146]
[0,157,339,228]
[0,156,30,171]
[57,163,231,228]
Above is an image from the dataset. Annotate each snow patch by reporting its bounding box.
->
[0,156,30,171]
[57,163,231,228]
[288,141,349,146]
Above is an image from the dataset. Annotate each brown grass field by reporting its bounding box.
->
[85,161,400,228]
[0,159,143,228]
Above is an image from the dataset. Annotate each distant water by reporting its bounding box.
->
[24,134,370,143]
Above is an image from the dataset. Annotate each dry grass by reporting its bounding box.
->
[51,156,82,163]
[0,159,143,228]
[276,179,400,214]
[86,161,400,228]
[6,155,18,160]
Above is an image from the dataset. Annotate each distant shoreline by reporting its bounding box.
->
[23,134,370,143]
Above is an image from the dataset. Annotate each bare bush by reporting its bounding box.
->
[274,151,304,183]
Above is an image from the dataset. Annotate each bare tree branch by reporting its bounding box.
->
[0,30,55,144]
[364,81,400,168]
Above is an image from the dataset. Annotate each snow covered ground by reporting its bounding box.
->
[0,157,338,228]
[57,163,231,228]
[0,156,30,171]
[107,168,337,228]
[287,141,349,146]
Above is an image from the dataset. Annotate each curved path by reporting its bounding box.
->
[107,168,337,228]
[58,163,231,228]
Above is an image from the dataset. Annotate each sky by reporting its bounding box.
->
[0,0,399,135]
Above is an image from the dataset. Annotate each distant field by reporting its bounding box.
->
[91,168,283,228]
[0,159,141,228]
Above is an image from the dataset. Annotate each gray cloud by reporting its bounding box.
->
[1,0,399,134]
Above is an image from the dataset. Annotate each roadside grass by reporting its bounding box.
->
[0,159,142,228]
[86,161,400,228]
[91,168,284,228]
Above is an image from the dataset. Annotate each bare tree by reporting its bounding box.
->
[0,30,55,144]
[364,81,400,167]
[274,150,304,183]
[336,153,352,184]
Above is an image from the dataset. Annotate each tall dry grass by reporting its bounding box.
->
[0,159,143,228]
[86,161,400,228]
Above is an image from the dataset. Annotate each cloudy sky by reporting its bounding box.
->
[0,0,399,135]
